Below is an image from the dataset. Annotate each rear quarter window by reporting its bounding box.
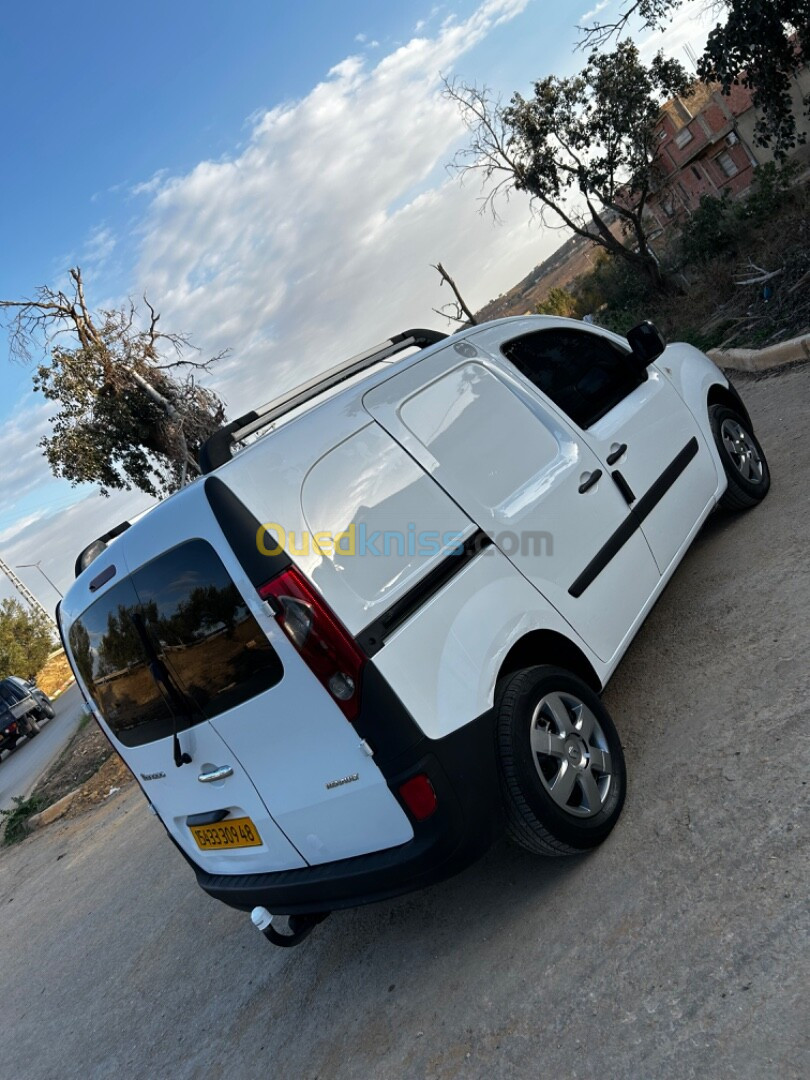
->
[69,539,283,747]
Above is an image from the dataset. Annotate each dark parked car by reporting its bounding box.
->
[4,676,54,720]
[0,677,45,757]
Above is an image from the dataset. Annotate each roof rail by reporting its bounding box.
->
[198,328,447,474]
[74,520,132,578]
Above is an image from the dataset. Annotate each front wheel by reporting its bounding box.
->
[496,666,626,856]
[710,404,770,510]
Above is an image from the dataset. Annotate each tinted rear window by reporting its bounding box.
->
[69,539,283,747]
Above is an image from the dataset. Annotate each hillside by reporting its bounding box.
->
[475,217,624,321]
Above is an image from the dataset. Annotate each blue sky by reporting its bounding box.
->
[0,0,712,610]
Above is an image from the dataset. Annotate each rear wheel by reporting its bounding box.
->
[710,404,770,510]
[24,717,41,738]
[496,666,626,856]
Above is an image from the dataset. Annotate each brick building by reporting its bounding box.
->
[643,65,810,233]
[644,83,759,231]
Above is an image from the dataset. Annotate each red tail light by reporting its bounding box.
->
[259,567,365,721]
[398,774,438,821]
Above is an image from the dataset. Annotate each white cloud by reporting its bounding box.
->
[83,225,116,272]
[136,0,542,419]
[0,396,54,524]
[580,1,610,22]
[636,0,714,64]
[131,169,170,197]
[0,488,151,606]
[4,0,561,607]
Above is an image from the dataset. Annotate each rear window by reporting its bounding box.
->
[68,539,283,747]
[0,680,27,706]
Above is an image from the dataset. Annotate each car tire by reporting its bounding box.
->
[25,717,41,738]
[710,404,770,510]
[37,698,55,720]
[496,666,626,856]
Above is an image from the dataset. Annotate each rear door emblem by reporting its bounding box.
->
[325,773,359,790]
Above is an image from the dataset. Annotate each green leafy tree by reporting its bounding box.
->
[536,288,581,317]
[0,599,54,679]
[447,42,691,292]
[1,268,227,497]
[579,0,809,158]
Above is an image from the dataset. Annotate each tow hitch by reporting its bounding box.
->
[251,907,330,947]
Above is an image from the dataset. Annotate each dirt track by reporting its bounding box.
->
[1,367,807,1080]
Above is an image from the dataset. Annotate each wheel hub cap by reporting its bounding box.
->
[529,692,613,819]
[720,418,763,484]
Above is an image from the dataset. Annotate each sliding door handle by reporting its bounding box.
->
[606,443,627,465]
[578,469,602,493]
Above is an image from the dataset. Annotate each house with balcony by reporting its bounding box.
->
[643,64,810,234]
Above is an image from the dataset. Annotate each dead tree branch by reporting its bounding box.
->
[431,262,478,326]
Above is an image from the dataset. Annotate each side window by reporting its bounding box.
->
[501,328,643,429]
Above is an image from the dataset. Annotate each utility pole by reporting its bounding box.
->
[0,555,57,625]
[17,561,63,599]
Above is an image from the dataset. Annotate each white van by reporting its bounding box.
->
[59,316,769,945]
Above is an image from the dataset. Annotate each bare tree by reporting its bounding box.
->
[431,262,479,326]
[577,0,677,47]
[1,268,227,497]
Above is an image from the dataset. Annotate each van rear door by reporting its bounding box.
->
[65,486,415,870]
[62,552,307,875]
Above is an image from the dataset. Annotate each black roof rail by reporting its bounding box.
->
[74,520,132,578]
[198,328,447,474]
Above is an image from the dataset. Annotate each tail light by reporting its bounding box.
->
[259,567,365,721]
[398,774,438,821]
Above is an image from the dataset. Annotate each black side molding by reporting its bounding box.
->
[204,476,291,588]
[569,437,699,598]
[632,437,698,524]
[357,531,492,656]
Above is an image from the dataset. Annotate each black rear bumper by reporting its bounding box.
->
[194,707,502,915]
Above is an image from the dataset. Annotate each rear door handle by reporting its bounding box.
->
[197,765,233,783]
[578,469,602,493]
[606,443,627,465]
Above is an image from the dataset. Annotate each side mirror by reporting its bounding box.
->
[627,321,666,366]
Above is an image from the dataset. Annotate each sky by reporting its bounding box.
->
[0,0,715,613]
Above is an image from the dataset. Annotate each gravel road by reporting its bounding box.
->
[0,367,807,1080]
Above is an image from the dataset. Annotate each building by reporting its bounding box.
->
[643,67,810,233]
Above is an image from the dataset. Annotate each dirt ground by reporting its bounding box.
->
[30,719,133,815]
[0,367,807,1080]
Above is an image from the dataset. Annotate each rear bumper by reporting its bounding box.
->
[193,709,502,915]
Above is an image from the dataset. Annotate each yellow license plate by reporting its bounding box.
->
[190,816,262,851]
